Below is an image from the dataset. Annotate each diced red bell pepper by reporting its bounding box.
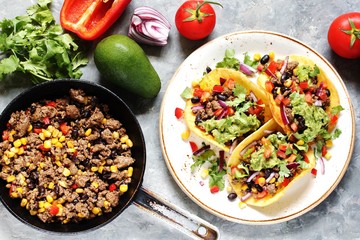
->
[39,145,51,151]
[299,81,308,90]
[60,122,71,135]
[189,141,198,153]
[281,178,290,187]
[109,183,117,192]
[329,114,339,126]
[276,150,287,159]
[43,117,51,125]
[226,107,235,116]
[248,106,263,116]
[33,128,43,134]
[212,85,224,93]
[2,130,9,141]
[60,0,132,40]
[303,154,310,163]
[49,204,59,216]
[193,87,204,98]
[265,61,278,76]
[311,168,317,176]
[46,101,56,107]
[254,189,268,199]
[278,144,288,152]
[214,108,223,117]
[224,78,235,89]
[175,107,184,119]
[321,145,327,157]
[210,185,220,194]
[282,97,291,106]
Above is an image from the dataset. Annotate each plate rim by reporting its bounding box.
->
[159,30,355,224]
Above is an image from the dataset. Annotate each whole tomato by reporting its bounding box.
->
[328,12,360,59]
[175,1,222,40]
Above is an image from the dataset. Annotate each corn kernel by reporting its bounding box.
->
[16,187,23,194]
[324,152,332,160]
[27,124,33,132]
[253,53,261,61]
[126,139,133,148]
[7,151,15,158]
[127,167,133,177]
[257,177,266,187]
[101,118,107,124]
[57,198,65,204]
[46,195,54,203]
[7,175,16,182]
[241,184,248,191]
[39,132,45,141]
[52,129,60,138]
[103,200,110,209]
[17,147,24,155]
[91,166,99,172]
[58,181,67,188]
[10,147,18,154]
[51,138,58,144]
[38,208,45,213]
[10,192,18,198]
[63,168,71,177]
[38,201,45,209]
[44,140,52,149]
[284,79,293,88]
[121,144,128,150]
[275,71,282,79]
[326,140,333,148]
[120,135,129,143]
[66,141,74,148]
[110,165,118,173]
[30,210,38,216]
[238,202,247,209]
[4,156,10,165]
[191,81,199,87]
[42,129,52,138]
[77,213,85,218]
[251,187,258,194]
[67,148,76,153]
[58,136,66,142]
[47,125,55,133]
[269,177,276,184]
[13,139,22,148]
[98,166,104,174]
[44,202,52,208]
[269,51,275,60]
[20,198,28,207]
[55,142,63,148]
[39,162,46,169]
[119,184,128,193]
[92,207,101,215]
[112,131,119,140]
[226,186,232,193]
[201,169,209,179]
[91,181,99,188]
[181,129,190,140]
[48,182,55,189]
[85,128,92,137]
[62,219,70,224]
[75,188,84,194]
[296,140,304,146]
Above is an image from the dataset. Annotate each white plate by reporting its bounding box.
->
[159,31,355,224]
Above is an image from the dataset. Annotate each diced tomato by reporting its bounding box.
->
[212,85,224,93]
[311,168,317,176]
[329,114,339,125]
[60,122,70,135]
[46,101,56,107]
[257,64,264,72]
[254,190,268,199]
[226,107,235,116]
[109,183,117,192]
[214,108,223,117]
[224,78,235,89]
[189,141,198,153]
[210,185,220,194]
[290,122,298,132]
[274,94,284,105]
[303,154,310,163]
[248,106,262,116]
[175,107,184,119]
[2,130,9,141]
[281,178,290,187]
[278,144,288,152]
[299,81,309,90]
[276,150,287,159]
[43,117,50,125]
[193,87,204,98]
[33,128,42,134]
[49,205,59,216]
[266,61,278,76]
[282,97,291,106]
[200,91,211,102]
[305,92,313,104]
[265,81,274,93]
[321,145,327,157]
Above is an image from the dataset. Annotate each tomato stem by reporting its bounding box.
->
[183,1,223,23]
[341,18,360,48]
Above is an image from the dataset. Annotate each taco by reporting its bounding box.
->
[227,119,316,207]
[257,55,342,148]
[183,68,272,152]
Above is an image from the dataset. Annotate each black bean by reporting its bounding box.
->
[227,192,237,201]
[255,184,263,193]
[38,186,45,196]
[27,182,36,190]
[195,114,202,125]
[206,66,212,73]
[30,171,39,181]
[217,94,227,101]
[73,199,79,204]
[102,171,111,180]
[281,72,289,83]
[54,185,60,196]
[325,89,331,97]
[30,105,36,114]
[81,194,89,201]
[191,96,200,104]
[71,128,79,139]
[260,54,270,65]
[82,109,91,118]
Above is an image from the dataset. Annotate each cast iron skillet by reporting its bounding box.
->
[0,80,219,239]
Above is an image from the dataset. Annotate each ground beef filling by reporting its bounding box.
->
[0,89,135,224]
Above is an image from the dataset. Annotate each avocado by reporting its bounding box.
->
[94,35,161,98]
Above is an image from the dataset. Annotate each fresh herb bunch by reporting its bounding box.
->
[0,0,88,83]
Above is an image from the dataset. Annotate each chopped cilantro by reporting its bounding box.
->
[215,49,240,70]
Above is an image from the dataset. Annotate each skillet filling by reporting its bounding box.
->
[0,89,135,223]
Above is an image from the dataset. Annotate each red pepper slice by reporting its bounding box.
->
[46,101,56,107]
[33,128,42,134]
[281,178,290,187]
[212,85,224,93]
[60,122,70,135]
[254,189,268,199]
[60,0,132,40]
[189,141,198,153]
[210,185,220,194]
[49,205,59,216]
[2,130,9,141]
[109,183,117,192]
[321,145,327,157]
[311,168,317,176]
[175,107,184,119]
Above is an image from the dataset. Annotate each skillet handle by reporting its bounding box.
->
[133,187,220,240]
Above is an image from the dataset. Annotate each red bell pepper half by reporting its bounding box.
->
[60,0,132,40]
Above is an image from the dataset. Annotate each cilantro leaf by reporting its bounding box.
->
[216,49,240,70]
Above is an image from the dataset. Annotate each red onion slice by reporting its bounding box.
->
[193,144,211,156]
[239,63,256,76]
[280,56,289,74]
[241,192,252,202]
[239,141,257,157]
[280,102,290,125]
[247,171,260,183]
[249,91,258,102]
[319,157,325,174]
[128,7,171,46]
[265,172,276,183]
